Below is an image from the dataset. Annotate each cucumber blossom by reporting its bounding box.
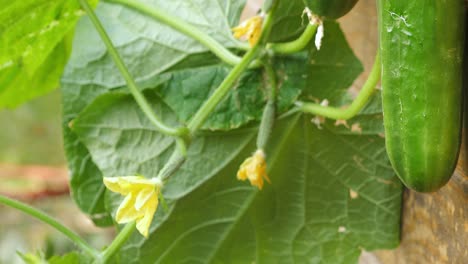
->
[378,0,465,192]
[303,0,359,19]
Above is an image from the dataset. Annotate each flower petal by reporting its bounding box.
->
[115,193,143,223]
[232,16,263,47]
[135,187,155,211]
[103,176,156,195]
[236,150,270,190]
[135,194,159,238]
[103,177,129,195]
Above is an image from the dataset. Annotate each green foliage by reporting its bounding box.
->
[0,0,405,261]
[18,250,89,264]
[114,113,401,264]
[18,251,46,264]
[302,21,363,105]
[47,252,89,264]
[60,1,402,262]
[61,0,248,226]
[156,61,301,130]
[0,0,97,108]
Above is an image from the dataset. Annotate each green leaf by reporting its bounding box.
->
[62,0,249,225]
[63,0,245,89]
[18,251,46,264]
[0,0,97,108]
[0,37,71,109]
[48,252,90,264]
[61,2,401,262]
[114,112,401,264]
[302,21,364,105]
[156,60,302,130]
[62,82,113,226]
[61,0,247,225]
[71,92,256,200]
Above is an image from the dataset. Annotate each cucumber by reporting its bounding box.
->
[303,0,359,19]
[378,0,465,192]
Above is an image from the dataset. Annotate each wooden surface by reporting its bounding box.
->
[374,162,467,263]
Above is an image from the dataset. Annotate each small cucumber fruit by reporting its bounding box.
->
[303,0,359,19]
[378,0,465,192]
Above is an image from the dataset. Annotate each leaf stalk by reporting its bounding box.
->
[78,0,189,143]
[298,52,381,120]
[268,23,318,54]
[103,0,259,67]
[0,194,99,258]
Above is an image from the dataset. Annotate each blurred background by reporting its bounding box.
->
[0,90,113,263]
[0,0,379,262]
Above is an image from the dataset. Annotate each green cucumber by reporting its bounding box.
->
[378,0,465,192]
[303,0,359,19]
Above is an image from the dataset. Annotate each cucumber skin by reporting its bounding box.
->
[303,0,359,19]
[378,0,465,192]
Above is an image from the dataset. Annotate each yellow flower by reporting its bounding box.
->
[232,15,263,46]
[237,149,271,190]
[103,176,162,237]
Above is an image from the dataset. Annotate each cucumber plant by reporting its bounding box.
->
[1,0,463,263]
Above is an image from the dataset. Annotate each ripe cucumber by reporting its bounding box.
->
[378,0,465,192]
[303,0,359,19]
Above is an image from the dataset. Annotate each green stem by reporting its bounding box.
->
[187,47,260,132]
[298,52,381,120]
[103,0,245,67]
[257,62,277,150]
[158,149,186,180]
[78,0,188,139]
[268,23,318,54]
[187,7,277,132]
[0,195,98,258]
[263,62,278,101]
[156,3,279,182]
[100,222,135,263]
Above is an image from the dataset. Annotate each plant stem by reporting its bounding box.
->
[263,62,278,101]
[103,0,246,67]
[100,222,135,263]
[155,3,278,182]
[188,6,277,133]
[0,195,98,258]
[78,0,188,139]
[268,23,318,54]
[257,62,277,150]
[187,47,260,132]
[298,52,381,120]
[158,149,186,181]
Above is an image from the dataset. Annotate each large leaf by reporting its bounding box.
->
[156,61,302,130]
[303,21,364,105]
[71,92,256,200]
[61,0,248,224]
[0,0,97,108]
[113,112,401,264]
[62,0,246,88]
[61,1,402,262]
